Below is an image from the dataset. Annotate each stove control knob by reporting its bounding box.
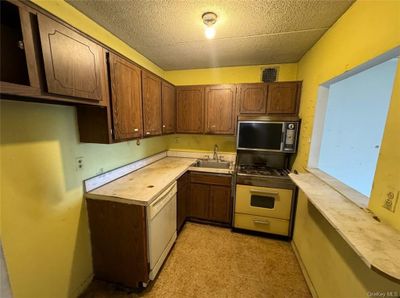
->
[288,124,295,129]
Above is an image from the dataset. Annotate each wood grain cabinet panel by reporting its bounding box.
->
[209,185,232,224]
[142,71,162,137]
[267,82,300,115]
[0,1,41,96]
[176,86,205,133]
[205,85,236,134]
[109,53,143,141]
[38,14,105,101]
[177,172,190,232]
[161,81,176,134]
[189,183,209,220]
[238,83,268,114]
[188,172,232,225]
[86,199,149,287]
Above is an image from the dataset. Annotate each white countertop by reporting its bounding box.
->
[85,156,234,206]
[289,173,400,284]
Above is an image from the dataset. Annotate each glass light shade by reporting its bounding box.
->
[205,26,216,39]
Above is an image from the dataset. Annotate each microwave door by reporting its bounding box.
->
[237,122,284,151]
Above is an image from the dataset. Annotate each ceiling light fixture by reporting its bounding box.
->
[202,12,217,39]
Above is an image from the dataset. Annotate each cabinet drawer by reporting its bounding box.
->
[235,184,292,220]
[234,213,289,236]
[190,172,231,186]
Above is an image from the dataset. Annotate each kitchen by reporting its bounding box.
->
[1,0,400,298]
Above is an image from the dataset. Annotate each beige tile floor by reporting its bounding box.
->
[81,222,311,298]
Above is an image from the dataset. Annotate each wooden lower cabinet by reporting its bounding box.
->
[177,172,190,232]
[188,172,232,225]
[86,199,149,287]
[189,183,210,219]
[209,185,232,223]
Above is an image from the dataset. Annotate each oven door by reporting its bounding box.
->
[235,184,293,220]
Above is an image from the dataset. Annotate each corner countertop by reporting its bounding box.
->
[85,155,235,207]
[86,157,197,206]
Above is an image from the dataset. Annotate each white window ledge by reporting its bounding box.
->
[306,168,369,208]
[289,172,400,284]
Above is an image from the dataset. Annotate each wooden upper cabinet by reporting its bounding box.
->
[108,53,143,141]
[161,81,176,134]
[176,86,205,133]
[37,14,104,101]
[0,1,41,96]
[267,82,300,115]
[205,85,236,135]
[142,71,162,136]
[238,83,268,114]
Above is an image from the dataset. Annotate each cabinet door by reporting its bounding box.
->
[267,82,300,115]
[38,14,104,101]
[205,85,236,134]
[177,173,189,231]
[176,86,205,133]
[109,53,143,140]
[209,185,232,224]
[142,71,162,137]
[189,183,209,220]
[0,1,41,95]
[86,199,148,287]
[162,81,176,134]
[238,83,268,114]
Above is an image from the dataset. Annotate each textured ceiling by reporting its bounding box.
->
[66,0,354,70]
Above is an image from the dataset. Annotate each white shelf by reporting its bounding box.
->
[289,173,400,283]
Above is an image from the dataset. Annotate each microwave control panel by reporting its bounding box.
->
[283,122,299,152]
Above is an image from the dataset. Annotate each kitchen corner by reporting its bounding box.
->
[83,149,236,287]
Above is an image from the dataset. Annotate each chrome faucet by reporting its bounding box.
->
[213,144,219,162]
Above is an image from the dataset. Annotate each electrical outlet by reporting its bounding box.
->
[75,157,84,171]
[382,191,398,212]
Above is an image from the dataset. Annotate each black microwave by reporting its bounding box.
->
[237,120,300,153]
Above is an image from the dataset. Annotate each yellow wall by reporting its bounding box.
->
[293,0,400,228]
[292,1,400,297]
[165,63,298,85]
[369,61,400,228]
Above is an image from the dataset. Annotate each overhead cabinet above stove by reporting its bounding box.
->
[238,82,301,117]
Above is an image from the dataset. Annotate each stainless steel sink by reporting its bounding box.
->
[194,159,231,169]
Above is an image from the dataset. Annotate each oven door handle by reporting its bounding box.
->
[250,189,279,198]
[253,219,270,225]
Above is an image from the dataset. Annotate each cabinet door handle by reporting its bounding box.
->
[18,40,24,50]
[253,219,270,225]
[162,124,166,128]
[146,132,151,135]
[134,128,139,132]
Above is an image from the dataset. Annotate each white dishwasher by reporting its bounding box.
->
[147,182,177,280]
